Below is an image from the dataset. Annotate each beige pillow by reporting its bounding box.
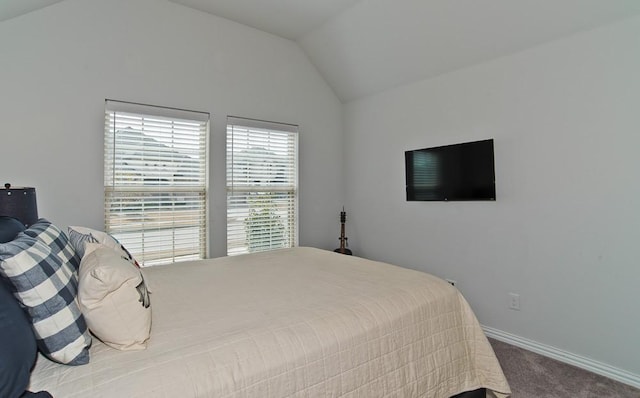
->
[78,243,151,351]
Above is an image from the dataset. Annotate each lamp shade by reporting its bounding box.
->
[0,184,38,227]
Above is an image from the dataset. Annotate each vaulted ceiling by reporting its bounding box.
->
[0,0,64,23]
[168,0,360,40]
[3,0,640,102]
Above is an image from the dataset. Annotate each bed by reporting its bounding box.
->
[28,246,510,397]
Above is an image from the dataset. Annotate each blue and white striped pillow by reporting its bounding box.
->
[23,218,80,272]
[68,227,99,258]
[0,233,91,365]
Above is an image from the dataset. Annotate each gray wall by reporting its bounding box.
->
[344,16,640,377]
[0,0,344,257]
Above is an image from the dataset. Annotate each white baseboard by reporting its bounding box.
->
[482,326,640,390]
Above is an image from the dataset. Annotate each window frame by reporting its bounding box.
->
[226,116,299,256]
[104,99,209,266]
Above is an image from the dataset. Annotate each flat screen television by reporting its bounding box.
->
[405,139,495,201]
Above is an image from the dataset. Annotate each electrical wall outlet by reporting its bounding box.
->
[508,293,521,311]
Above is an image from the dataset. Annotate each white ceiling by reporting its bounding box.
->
[298,0,640,101]
[3,0,640,102]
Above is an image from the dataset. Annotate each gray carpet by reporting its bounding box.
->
[489,338,640,398]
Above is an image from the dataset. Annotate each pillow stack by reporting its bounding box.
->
[0,220,152,372]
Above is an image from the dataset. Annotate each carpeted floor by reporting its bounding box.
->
[489,338,640,398]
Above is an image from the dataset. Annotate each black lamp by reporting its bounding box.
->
[0,183,39,228]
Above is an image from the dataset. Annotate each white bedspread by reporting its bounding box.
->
[29,247,510,397]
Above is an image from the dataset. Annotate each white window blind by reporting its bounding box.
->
[104,100,209,266]
[226,116,298,256]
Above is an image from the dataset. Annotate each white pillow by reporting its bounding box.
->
[78,243,151,351]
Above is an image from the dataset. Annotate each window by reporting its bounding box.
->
[226,116,298,255]
[104,100,208,266]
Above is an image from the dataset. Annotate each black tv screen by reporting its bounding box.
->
[405,139,496,201]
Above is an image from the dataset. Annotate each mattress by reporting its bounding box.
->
[29,247,510,397]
